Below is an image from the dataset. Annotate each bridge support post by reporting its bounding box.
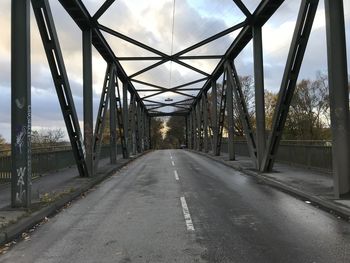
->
[188,112,192,149]
[253,25,266,170]
[141,108,145,152]
[197,102,202,151]
[33,0,89,177]
[123,82,129,158]
[83,29,94,175]
[211,80,219,155]
[130,95,136,155]
[11,0,31,208]
[146,114,150,150]
[261,0,318,172]
[225,63,235,161]
[136,103,142,153]
[149,117,152,149]
[193,108,197,150]
[203,94,209,153]
[325,0,350,197]
[185,116,189,148]
[110,70,117,164]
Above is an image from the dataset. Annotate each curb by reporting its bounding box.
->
[0,151,150,246]
[189,150,350,220]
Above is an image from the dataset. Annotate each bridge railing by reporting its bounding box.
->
[220,140,332,173]
[0,145,120,182]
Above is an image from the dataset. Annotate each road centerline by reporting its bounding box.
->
[180,196,195,231]
[174,170,179,181]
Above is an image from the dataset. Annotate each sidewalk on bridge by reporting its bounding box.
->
[192,150,350,219]
[0,153,146,246]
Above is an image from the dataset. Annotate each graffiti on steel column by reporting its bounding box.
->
[15,97,25,110]
[16,166,27,203]
[27,105,32,188]
[15,126,27,154]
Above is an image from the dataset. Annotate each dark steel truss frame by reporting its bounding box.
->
[9,0,349,207]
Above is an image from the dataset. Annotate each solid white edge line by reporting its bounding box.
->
[174,170,179,181]
[180,196,195,231]
[171,161,175,166]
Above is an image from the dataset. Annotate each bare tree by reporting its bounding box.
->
[32,128,65,146]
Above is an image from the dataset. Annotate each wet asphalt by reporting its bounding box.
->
[1,150,350,263]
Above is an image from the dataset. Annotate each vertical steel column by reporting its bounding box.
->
[193,106,198,150]
[110,70,117,164]
[188,112,191,149]
[93,65,114,170]
[325,0,350,197]
[123,82,129,158]
[225,64,235,160]
[185,116,189,148]
[197,102,202,151]
[203,95,209,153]
[144,113,149,150]
[130,95,136,155]
[11,0,31,208]
[136,103,142,153]
[83,29,94,175]
[141,108,145,152]
[149,117,152,149]
[211,80,219,155]
[253,25,266,170]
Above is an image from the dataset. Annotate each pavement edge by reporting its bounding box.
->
[188,150,350,220]
[0,151,151,246]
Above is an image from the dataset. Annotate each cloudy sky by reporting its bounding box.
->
[0,0,349,142]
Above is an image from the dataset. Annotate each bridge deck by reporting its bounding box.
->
[1,150,350,262]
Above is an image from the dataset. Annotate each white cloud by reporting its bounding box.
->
[0,0,349,142]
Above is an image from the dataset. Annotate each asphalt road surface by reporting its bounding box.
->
[1,150,350,263]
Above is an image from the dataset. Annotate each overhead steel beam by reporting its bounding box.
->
[325,0,350,197]
[192,0,285,108]
[99,24,169,58]
[172,78,208,89]
[261,0,318,172]
[58,0,145,109]
[173,22,246,57]
[93,0,115,21]
[232,0,251,18]
[11,0,31,208]
[129,60,168,79]
[133,78,207,92]
[149,111,188,117]
[117,55,222,61]
[178,56,223,60]
[174,60,210,77]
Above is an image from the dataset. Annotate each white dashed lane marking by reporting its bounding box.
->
[174,170,179,181]
[180,197,195,231]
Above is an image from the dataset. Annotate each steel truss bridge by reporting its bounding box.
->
[9,0,349,207]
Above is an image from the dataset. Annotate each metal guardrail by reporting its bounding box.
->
[0,145,120,182]
[221,140,333,172]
